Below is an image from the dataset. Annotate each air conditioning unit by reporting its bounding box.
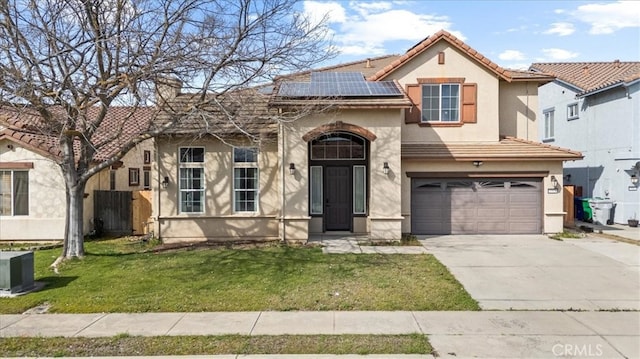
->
[0,251,35,294]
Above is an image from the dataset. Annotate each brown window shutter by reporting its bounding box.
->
[405,84,421,124]
[461,83,477,123]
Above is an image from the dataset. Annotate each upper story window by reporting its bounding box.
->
[405,78,476,126]
[421,84,460,122]
[543,108,555,141]
[567,103,579,120]
[233,147,259,213]
[179,147,205,213]
[0,170,29,216]
[129,168,140,186]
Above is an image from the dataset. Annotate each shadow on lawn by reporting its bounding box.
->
[36,276,78,292]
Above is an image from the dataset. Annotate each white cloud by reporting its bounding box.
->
[303,1,347,26]
[573,0,640,34]
[541,48,579,61]
[498,50,526,61]
[349,1,393,17]
[543,22,575,36]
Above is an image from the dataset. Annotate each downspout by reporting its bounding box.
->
[525,82,529,140]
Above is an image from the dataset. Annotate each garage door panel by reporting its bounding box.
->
[477,221,508,233]
[478,207,507,219]
[412,178,541,235]
[478,192,508,205]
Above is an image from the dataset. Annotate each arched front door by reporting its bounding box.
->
[309,132,369,231]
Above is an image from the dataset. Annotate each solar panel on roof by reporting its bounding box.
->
[277,72,403,98]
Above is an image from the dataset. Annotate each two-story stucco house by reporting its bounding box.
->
[0,106,155,241]
[530,61,640,224]
[152,30,583,243]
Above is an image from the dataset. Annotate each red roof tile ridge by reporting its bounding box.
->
[368,30,513,82]
[502,136,583,157]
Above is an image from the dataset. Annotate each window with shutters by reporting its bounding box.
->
[405,79,477,126]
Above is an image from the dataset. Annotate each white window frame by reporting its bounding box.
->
[421,83,460,122]
[543,108,555,140]
[310,166,323,215]
[353,165,366,214]
[0,170,29,216]
[567,103,579,120]
[233,147,259,213]
[178,146,205,214]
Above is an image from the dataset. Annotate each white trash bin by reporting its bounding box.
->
[588,199,614,225]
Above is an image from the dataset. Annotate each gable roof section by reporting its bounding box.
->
[402,137,583,161]
[0,105,154,162]
[530,61,640,97]
[368,30,554,83]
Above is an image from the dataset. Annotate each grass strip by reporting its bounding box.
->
[0,334,432,357]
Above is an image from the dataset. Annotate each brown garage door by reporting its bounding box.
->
[411,178,542,234]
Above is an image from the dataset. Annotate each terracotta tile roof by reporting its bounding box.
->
[530,61,640,96]
[0,105,155,162]
[401,136,583,161]
[157,88,279,139]
[368,30,553,83]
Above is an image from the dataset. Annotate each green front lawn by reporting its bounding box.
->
[0,334,433,357]
[0,238,478,313]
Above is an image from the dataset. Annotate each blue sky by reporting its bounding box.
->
[301,0,640,70]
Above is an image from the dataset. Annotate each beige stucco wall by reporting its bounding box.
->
[0,138,153,240]
[154,137,280,243]
[401,160,565,234]
[281,108,403,240]
[83,140,154,234]
[0,139,66,240]
[383,42,501,143]
[499,82,539,140]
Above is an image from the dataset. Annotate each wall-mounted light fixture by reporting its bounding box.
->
[550,175,559,189]
[6,144,14,150]
[472,160,483,167]
[289,163,296,175]
[631,174,639,186]
[383,162,390,175]
[161,176,169,189]
[564,174,572,182]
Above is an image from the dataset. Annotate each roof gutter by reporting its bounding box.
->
[577,78,640,98]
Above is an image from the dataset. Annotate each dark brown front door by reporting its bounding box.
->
[325,166,351,231]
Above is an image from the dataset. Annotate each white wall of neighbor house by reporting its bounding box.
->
[282,108,404,241]
[0,139,66,240]
[400,160,566,234]
[154,137,280,243]
[538,81,640,223]
[385,41,501,143]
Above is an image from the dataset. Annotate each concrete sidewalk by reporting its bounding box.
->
[1,311,639,358]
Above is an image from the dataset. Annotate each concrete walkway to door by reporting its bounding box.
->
[420,235,640,311]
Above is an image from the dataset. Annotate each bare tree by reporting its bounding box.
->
[0,0,334,263]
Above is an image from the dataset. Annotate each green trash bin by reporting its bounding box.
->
[581,198,592,222]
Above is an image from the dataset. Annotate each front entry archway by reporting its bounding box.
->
[308,131,369,232]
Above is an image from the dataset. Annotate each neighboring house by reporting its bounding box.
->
[153,30,582,243]
[0,106,155,241]
[530,61,640,224]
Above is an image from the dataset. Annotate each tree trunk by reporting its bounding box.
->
[62,181,87,258]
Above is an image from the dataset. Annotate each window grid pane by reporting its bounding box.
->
[179,148,205,213]
[234,167,258,212]
[13,171,28,215]
[310,166,323,214]
[353,166,366,214]
[0,171,11,215]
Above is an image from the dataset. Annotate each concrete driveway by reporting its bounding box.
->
[420,235,640,310]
